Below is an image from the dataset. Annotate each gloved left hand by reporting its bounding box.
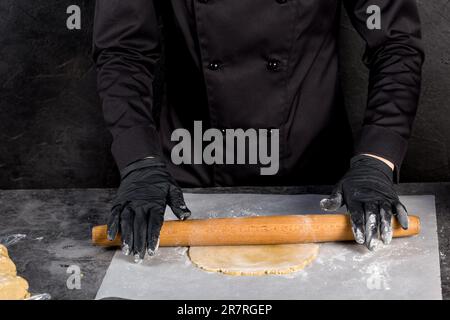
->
[320,154,409,250]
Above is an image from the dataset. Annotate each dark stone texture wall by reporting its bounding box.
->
[0,0,449,189]
[340,0,450,183]
[0,0,118,189]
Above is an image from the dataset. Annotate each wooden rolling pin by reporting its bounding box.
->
[92,214,420,247]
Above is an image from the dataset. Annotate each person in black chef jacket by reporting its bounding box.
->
[93,0,424,262]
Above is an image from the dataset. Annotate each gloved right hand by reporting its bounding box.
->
[107,157,191,263]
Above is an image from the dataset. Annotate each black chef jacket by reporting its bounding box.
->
[93,0,424,187]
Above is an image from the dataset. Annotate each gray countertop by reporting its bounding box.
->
[0,183,449,300]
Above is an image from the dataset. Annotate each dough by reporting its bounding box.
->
[0,274,30,300]
[0,255,17,275]
[0,244,8,257]
[188,243,319,276]
[0,244,31,299]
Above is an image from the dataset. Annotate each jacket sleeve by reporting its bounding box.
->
[93,0,162,171]
[343,0,424,174]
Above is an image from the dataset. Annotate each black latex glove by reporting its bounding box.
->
[107,157,191,262]
[320,155,409,250]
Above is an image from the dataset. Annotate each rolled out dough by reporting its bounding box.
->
[188,244,319,276]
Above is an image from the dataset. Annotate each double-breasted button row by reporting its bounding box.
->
[200,0,284,73]
[207,59,282,71]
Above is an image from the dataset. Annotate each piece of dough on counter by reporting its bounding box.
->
[0,274,30,300]
[0,244,8,257]
[0,255,17,275]
[188,243,319,276]
[0,245,31,299]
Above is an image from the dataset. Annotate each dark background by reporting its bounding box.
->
[0,0,449,189]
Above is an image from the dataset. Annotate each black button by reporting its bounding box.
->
[208,61,222,71]
[267,59,281,71]
[276,0,287,3]
[199,0,209,3]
